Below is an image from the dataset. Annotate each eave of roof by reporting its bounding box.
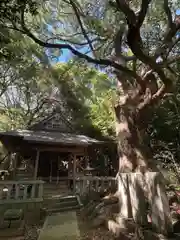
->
[0,130,104,146]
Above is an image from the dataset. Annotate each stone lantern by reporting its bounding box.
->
[83,163,96,176]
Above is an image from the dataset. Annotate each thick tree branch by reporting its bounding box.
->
[46,36,105,47]
[137,88,152,111]
[19,8,146,89]
[114,0,174,112]
[163,0,173,28]
[22,29,135,76]
[155,5,180,59]
[69,0,95,55]
[157,55,180,69]
[142,69,153,81]
[151,84,167,103]
[166,36,180,57]
[167,55,180,65]
[115,0,136,25]
[123,55,136,61]
[137,84,167,112]
[114,1,172,88]
[137,0,152,27]
[115,0,176,89]
[126,23,172,88]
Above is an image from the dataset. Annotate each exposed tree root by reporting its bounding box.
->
[81,172,174,239]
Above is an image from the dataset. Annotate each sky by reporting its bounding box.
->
[52,45,90,63]
[45,7,180,64]
[45,23,93,64]
[45,41,90,64]
[176,9,180,15]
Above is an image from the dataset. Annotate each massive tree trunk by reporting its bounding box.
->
[115,100,153,173]
[114,76,172,235]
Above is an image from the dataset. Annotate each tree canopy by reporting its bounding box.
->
[1,0,180,163]
[1,0,180,116]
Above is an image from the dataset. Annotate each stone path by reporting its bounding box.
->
[38,211,80,240]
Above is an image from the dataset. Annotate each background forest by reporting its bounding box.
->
[0,14,180,180]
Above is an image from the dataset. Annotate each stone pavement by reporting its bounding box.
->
[38,211,80,240]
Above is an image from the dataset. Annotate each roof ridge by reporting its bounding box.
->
[28,109,75,132]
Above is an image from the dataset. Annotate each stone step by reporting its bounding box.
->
[52,200,78,209]
[16,174,33,177]
[44,196,77,204]
[43,198,78,206]
[44,195,76,200]
[44,186,68,191]
[44,186,68,190]
[43,190,71,196]
[45,195,80,214]
[47,205,80,214]
[44,185,68,189]
[44,188,69,193]
[16,172,33,176]
[58,196,77,203]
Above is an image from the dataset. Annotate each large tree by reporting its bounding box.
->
[1,0,180,235]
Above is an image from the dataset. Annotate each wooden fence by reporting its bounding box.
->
[0,180,44,204]
[75,176,117,196]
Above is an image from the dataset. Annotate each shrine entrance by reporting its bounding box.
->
[38,152,69,183]
[68,154,87,177]
[37,152,89,184]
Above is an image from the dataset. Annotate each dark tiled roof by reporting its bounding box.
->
[0,130,103,146]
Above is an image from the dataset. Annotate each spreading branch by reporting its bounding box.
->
[137,0,152,27]
[46,36,105,47]
[116,1,172,88]
[137,83,167,111]
[166,55,180,65]
[163,0,173,28]
[113,0,175,112]
[11,0,179,110]
[69,0,95,56]
[115,0,136,25]
[18,6,146,89]
[166,36,180,57]
[155,2,180,58]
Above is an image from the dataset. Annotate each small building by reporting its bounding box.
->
[0,111,115,199]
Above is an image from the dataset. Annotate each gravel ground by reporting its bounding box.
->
[24,224,42,240]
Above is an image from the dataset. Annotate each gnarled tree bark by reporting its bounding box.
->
[114,71,172,235]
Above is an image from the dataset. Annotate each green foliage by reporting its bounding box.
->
[148,75,180,168]
[50,62,116,137]
[2,0,180,163]
[0,51,115,137]
[0,0,40,59]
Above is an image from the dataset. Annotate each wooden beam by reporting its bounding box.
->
[13,153,18,179]
[34,150,40,180]
[36,146,86,154]
[73,154,76,193]
[49,159,52,183]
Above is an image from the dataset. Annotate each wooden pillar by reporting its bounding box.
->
[13,153,18,179]
[50,159,52,183]
[73,154,76,193]
[85,147,90,168]
[34,150,40,180]
[5,151,11,171]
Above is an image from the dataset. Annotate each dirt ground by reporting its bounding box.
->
[76,210,115,240]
